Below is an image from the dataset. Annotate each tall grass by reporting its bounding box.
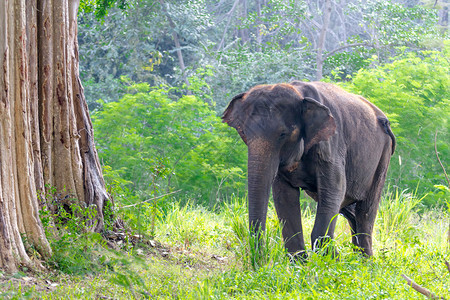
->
[2,189,449,299]
[161,190,448,299]
[377,188,426,248]
[188,189,449,299]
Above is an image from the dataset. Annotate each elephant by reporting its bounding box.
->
[222,81,395,258]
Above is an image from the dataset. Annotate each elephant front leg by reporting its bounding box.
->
[272,175,306,259]
[311,170,346,255]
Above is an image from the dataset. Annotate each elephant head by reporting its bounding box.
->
[223,84,336,235]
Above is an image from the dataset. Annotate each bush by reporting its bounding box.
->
[92,78,248,206]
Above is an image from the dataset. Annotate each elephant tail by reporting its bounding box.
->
[378,117,396,155]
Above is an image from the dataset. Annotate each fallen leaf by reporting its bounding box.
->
[211,255,227,261]
[22,276,34,282]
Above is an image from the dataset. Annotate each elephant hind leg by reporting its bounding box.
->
[354,148,391,256]
[339,203,359,248]
[354,202,378,256]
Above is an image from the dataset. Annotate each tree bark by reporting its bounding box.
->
[238,0,250,44]
[0,0,110,272]
[437,1,448,35]
[216,0,240,51]
[316,0,332,80]
[255,0,263,52]
[158,0,191,92]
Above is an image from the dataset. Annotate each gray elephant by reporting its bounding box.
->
[223,81,395,258]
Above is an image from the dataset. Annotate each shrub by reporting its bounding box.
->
[92,78,248,206]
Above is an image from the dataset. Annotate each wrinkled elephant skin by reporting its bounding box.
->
[223,81,395,257]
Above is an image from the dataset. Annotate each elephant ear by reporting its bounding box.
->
[301,97,336,153]
[222,93,248,144]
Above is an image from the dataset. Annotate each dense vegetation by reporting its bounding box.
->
[1,192,448,298]
[78,0,448,204]
[93,80,247,207]
[90,47,449,208]
[2,0,448,298]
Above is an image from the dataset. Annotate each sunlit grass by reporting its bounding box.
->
[1,190,448,299]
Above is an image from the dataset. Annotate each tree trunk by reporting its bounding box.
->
[0,0,110,272]
[158,0,191,92]
[238,0,250,44]
[316,0,332,80]
[255,0,263,52]
[438,2,448,35]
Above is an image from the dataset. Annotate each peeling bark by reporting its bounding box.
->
[0,0,110,272]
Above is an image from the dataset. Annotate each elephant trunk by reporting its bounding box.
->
[247,139,279,235]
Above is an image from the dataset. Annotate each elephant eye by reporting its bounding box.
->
[279,132,287,140]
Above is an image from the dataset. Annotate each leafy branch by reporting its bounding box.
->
[120,190,182,209]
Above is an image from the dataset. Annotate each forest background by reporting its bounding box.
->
[79,0,449,210]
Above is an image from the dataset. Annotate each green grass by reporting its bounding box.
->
[1,191,449,299]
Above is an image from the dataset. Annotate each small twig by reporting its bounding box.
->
[445,260,450,274]
[121,190,182,208]
[322,42,372,60]
[434,130,450,188]
[402,274,446,300]
[434,131,450,247]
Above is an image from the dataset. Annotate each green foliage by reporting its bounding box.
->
[242,0,307,46]
[158,202,233,251]
[48,231,107,275]
[231,208,288,271]
[190,193,448,299]
[13,192,448,299]
[325,48,373,81]
[78,0,444,110]
[341,46,449,202]
[209,45,315,111]
[377,188,426,247]
[38,185,98,236]
[92,77,247,205]
[38,187,111,275]
[351,0,439,46]
[326,0,442,81]
[80,0,128,19]
[36,187,153,298]
[78,0,213,106]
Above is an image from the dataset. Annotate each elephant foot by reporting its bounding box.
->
[354,246,372,258]
[288,250,308,263]
[313,236,340,259]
